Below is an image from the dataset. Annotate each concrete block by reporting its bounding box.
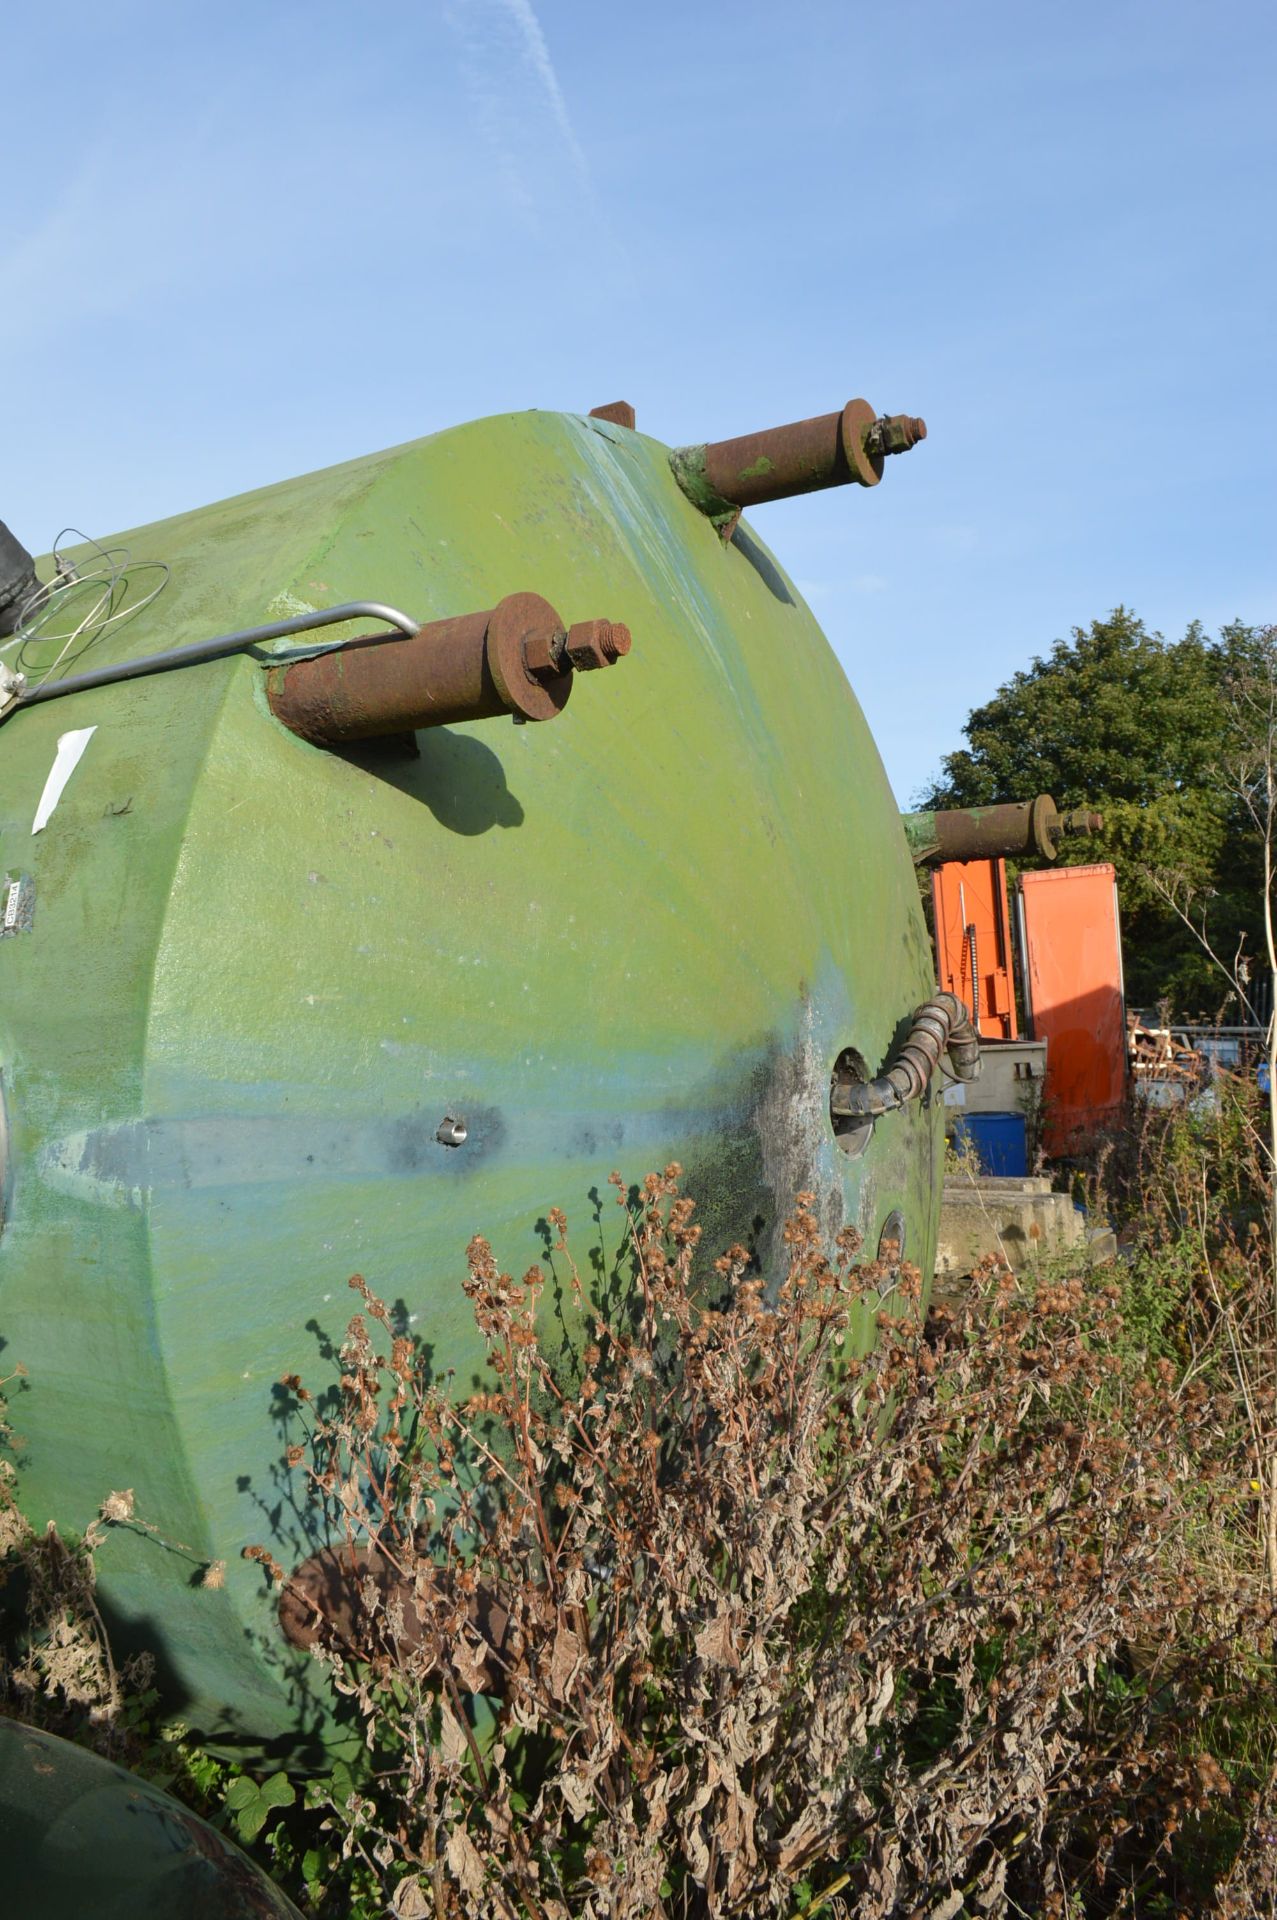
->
[936,1177,1087,1278]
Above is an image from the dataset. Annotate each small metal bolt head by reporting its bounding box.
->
[436,1114,468,1148]
[522,628,567,681]
[564,620,632,672]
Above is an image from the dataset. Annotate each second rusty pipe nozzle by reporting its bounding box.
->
[268,593,631,747]
[669,399,926,526]
[901,795,1105,867]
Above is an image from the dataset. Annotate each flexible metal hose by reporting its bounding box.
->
[830,992,981,1120]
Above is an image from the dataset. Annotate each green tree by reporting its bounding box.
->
[918,608,1266,1012]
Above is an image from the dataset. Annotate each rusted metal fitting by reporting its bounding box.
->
[268,593,631,746]
[564,619,630,671]
[521,618,631,684]
[1057,805,1105,840]
[865,414,927,458]
[669,398,926,533]
[901,794,1105,866]
[589,400,636,429]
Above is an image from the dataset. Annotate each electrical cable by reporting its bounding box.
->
[4,528,171,689]
[0,525,420,721]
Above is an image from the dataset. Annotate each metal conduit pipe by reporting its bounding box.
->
[831,992,981,1121]
[7,601,422,715]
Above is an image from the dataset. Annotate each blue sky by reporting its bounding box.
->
[4,0,1273,801]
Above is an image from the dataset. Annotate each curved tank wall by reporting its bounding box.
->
[0,408,940,1754]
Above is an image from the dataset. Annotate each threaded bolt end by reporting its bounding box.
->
[565,620,632,671]
[599,621,630,663]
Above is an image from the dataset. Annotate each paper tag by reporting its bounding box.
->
[32,726,96,834]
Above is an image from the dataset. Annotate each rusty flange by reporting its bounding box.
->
[486,592,574,722]
[267,593,630,747]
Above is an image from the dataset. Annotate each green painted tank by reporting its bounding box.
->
[0,1720,303,1918]
[0,402,940,1754]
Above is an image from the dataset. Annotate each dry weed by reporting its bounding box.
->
[0,1365,155,1743]
[253,1171,1258,1918]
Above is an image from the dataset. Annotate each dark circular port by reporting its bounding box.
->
[830,1046,874,1159]
[878,1209,906,1264]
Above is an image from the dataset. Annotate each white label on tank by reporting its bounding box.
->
[31,726,97,834]
[942,1083,967,1107]
[3,882,20,930]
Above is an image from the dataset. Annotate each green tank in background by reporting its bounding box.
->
[0,396,969,1756]
[0,1719,303,1919]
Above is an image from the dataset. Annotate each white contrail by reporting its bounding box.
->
[495,0,593,190]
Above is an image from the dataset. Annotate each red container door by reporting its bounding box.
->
[931,857,1018,1039]
[1018,863,1127,1154]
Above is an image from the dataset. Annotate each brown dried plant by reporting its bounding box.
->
[0,1365,154,1743]
[253,1170,1264,1919]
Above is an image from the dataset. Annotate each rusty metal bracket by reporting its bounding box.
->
[589,401,636,429]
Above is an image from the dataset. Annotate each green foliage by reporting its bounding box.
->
[223,1769,296,1843]
[919,608,1268,1011]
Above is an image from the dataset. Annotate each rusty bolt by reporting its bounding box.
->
[522,627,568,682]
[869,414,927,458]
[564,620,631,671]
[1059,807,1105,837]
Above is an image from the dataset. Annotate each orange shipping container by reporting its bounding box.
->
[1018,863,1127,1155]
[931,857,1018,1039]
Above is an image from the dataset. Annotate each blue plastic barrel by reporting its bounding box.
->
[955,1110,1028,1178]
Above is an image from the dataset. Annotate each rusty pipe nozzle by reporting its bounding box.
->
[901,794,1105,866]
[669,397,927,529]
[268,594,631,747]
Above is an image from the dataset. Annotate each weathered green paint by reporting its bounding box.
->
[901,809,941,863]
[0,408,940,1755]
[666,441,741,529]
